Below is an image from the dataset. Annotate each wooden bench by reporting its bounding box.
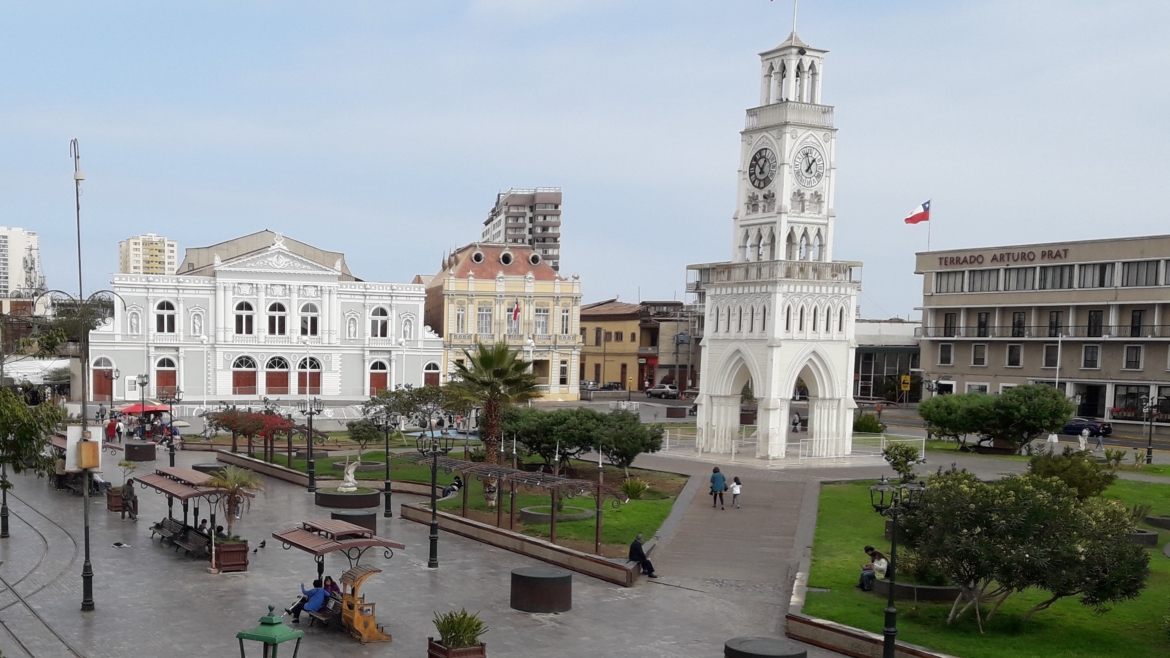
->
[173,529,211,558]
[306,593,343,629]
[150,518,184,543]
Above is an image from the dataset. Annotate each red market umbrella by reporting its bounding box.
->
[118,403,170,414]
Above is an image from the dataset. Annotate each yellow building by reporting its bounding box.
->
[424,243,581,400]
[579,299,643,390]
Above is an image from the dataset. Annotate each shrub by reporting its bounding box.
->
[853,413,886,434]
[1129,502,1153,523]
[898,550,949,587]
[1027,447,1116,500]
[468,447,487,462]
[433,608,487,649]
[882,443,922,483]
[620,477,649,500]
[1103,448,1127,470]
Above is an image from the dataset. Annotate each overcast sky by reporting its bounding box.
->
[2,1,1168,320]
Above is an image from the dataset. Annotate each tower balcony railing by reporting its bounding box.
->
[745,101,834,129]
[689,259,860,286]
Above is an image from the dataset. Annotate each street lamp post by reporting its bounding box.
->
[159,390,184,468]
[869,477,925,658]
[297,398,324,493]
[135,374,149,438]
[416,432,453,568]
[371,409,395,518]
[1141,395,1162,465]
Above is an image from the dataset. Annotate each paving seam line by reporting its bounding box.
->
[785,479,820,621]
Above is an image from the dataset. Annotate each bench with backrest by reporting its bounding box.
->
[306,592,343,629]
[172,529,211,558]
[150,517,184,543]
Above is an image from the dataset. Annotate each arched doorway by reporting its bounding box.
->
[232,356,257,395]
[298,357,321,395]
[423,361,441,387]
[265,356,289,395]
[369,361,388,395]
[93,357,114,401]
[787,349,849,458]
[156,357,177,398]
[698,349,759,455]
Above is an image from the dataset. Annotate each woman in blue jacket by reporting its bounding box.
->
[710,467,727,510]
[286,579,327,623]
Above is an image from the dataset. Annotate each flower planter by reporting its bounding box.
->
[427,638,486,658]
[1129,528,1158,547]
[106,489,124,513]
[216,540,250,572]
[315,488,381,509]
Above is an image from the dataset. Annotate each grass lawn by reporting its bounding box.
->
[268,450,463,484]
[803,479,1170,658]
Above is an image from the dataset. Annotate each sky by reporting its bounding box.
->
[2,1,1168,320]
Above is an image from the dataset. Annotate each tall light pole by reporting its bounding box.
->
[870,477,925,658]
[135,373,149,438]
[416,432,453,568]
[70,138,97,613]
[200,335,209,408]
[297,397,323,492]
[1142,395,1162,465]
[371,409,394,518]
[160,390,183,468]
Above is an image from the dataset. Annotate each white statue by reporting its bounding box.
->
[337,459,359,493]
[129,313,140,335]
[192,313,203,336]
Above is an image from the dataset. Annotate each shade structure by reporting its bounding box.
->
[119,403,170,414]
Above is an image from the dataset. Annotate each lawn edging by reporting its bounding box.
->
[785,612,961,658]
[215,450,442,497]
[400,502,638,587]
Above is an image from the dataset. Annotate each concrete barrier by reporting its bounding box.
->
[400,502,637,587]
[785,613,960,658]
[214,450,442,498]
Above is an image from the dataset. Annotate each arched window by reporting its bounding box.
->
[369,360,389,395]
[232,356,257,395]
[761,306,767,332]
[812,307,818,332]
[94,357,113,369]
[235,302,254,335]
[370,307,388,338]
[824,308,830,332]
[799,307,805,332]
[424,361,441,386]
[268,302,287,336]
[795,61,805,102]
[786,231,797,260]
[266,356,289,370]
[812,232,823,261]
[750,307,755,332]
[298,356,322,395]
[839,308,846,332]
[455,305,466,334]
[402,318,413,341]
[798,233,809,260]
[737,307,743,332]
[300,303,319,337]
[155,301,176,333]
[265,356,289,394]
[785,307,791,332]
[808,63,819,103]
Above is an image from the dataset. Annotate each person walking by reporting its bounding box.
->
[115,417,125,443]
[1078,427,1089,452]
[729,476,742,509]
[105,418,117,444]
[1094,429,1105,452]
[710,467,727,510]
[791,412,801,434]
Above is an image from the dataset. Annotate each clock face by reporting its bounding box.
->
[748,148,778,189]
[794,145,826,188]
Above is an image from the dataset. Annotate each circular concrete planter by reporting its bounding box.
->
[331,460,384,473]
[724,637,807,658]
[191,463,221,474]
[871,578,961,603]
[1129,528,1159,547]
[518,506,595,524]
[1145,516,1170,531]
[314,488,381,509]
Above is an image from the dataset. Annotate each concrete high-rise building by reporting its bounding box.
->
[119,233,178,275]
[0,227,45,296]
[481,188,562,271]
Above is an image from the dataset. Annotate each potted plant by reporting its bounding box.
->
[428,609,487,657]
[107,460,137,512]
[204,465,263,573]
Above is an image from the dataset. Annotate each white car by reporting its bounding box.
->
[646,384,679,399]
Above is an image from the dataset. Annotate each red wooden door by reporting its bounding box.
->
[93,369,113,401]
[298,372,321,395]
[266,371,289,395]
[233,371,257,395]
[369,372,387,395]
[424,372,440,387]
[156,370,177,398]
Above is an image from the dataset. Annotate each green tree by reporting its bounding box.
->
[345,418,382,461]
[978,384,1074,452]
[204,465,263,538]
[881,442,921,482]
[447,341,539,465]
[1028,446,1117,500]
[918,393,992,446]
[598,411,663,478]
[0,387,66,520]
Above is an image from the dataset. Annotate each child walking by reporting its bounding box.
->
[729,477,742,509]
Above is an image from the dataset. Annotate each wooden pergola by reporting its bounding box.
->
[406,456,627,554]
[273,519,405,580]
[135,466,254,570]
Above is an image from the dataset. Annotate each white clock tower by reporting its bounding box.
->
[689,31,861,459]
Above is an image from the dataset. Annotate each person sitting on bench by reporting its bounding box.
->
[442,476,463,498]
[286,580,327,624]
[629,533,657,578]
[858,545,888,591]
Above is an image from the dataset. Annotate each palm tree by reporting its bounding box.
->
[448,341,539,466]
[205,465,263,538]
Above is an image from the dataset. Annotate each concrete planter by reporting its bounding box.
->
[1145,516,1170,531]
[216,540,250,572]
[1130,528,1158,547]
[315,488,381,509]
[872,578,961,603]
[331,460,385,473]
[519,506,596,524]
[427,639,486,658]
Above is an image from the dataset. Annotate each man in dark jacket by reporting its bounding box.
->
[629,534,657,578]
[286,579,327,623]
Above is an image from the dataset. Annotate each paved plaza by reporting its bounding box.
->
[0,442,1156,657]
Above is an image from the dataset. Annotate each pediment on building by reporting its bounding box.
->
[215,246,339,275]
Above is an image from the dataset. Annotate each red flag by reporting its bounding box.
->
[904,200,931,224]
[512,298,521,322]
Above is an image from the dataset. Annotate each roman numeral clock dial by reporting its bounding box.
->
[748,148,778,189]
[794,145,825,188]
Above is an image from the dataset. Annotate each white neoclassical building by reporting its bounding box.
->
[88,230,443,405]
[688,31,862,459]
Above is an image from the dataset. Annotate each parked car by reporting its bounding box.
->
[579,380,599,391]
[1062,417,1113,437]
[646,384,680,399]
[600,382,624,391]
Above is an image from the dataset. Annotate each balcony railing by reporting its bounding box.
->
[916,324,1170,339]
[691,259,859,286]
[745,101,834,129]
[639,346,658,356]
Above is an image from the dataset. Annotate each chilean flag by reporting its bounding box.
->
[512,298,521,322]
[904,200,931,224]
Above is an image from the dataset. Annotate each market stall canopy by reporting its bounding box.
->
[119,403,169,414]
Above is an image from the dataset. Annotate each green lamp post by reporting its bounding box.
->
[237,605,304,658]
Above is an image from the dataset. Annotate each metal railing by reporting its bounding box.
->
[691,259,859,286]
[917,324,1170,339]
